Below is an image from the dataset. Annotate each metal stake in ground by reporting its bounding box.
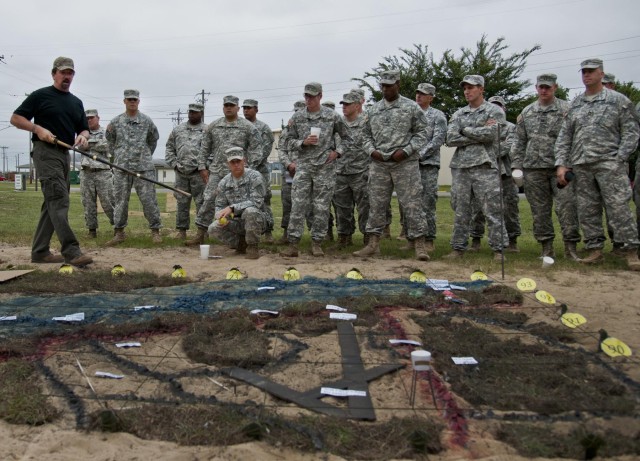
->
[53,138,192,198]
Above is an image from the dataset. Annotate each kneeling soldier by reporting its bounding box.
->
[208,147,272,259]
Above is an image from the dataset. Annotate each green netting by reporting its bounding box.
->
[0,277,490,336]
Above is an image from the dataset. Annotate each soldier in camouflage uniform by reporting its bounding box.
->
[80,109,114,238]
[185,95,263,246]
[468,95,521,252]
[353,70,430,260]
[242,99,276,243]
[208,147,272,259]
[277,100,306,244]
[165,103,207,240]
[555,58,640,270]
[602,73,616,90]
[105,89,162,246]
[445,75,509,260]
[511,73,580,259]
[279,82,352,257]
[333,91,370,248]
[399,83,447,252]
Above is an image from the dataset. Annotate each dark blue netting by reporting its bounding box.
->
[0,277,491,336]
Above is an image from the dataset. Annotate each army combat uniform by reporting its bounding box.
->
[80,119,114,235]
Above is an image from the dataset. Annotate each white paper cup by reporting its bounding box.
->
[512,169,524,187]
[411,350,432,371]
[310,127,321,137]
[542,256,554,268]
[199,244,210,260]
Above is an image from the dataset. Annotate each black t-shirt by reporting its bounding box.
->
[13,86,89,145]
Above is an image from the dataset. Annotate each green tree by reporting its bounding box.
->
[353,35,540,123]
[613,80,640,105]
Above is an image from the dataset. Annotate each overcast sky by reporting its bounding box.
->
[1,0,639,171]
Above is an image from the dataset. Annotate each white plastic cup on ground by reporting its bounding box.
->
[512,169,524,187]
[542,256,554,268]
[411,350,432,371]
[199,244,210,260]
[310,127,321,137]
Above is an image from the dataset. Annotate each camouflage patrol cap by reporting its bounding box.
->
[580,58,603,70]
[340,93,360,105]
[85,109,98,117]
[460,75,484,87]
[350,88,365,100]
[53,56,74,72]
[602,73,616,84]
[322,101,336,110]
[304,82,323,96]
[124,89,139,99]
[379,70,400,84]
[536,73,557,86]
[225,146,245,161]
[223,95,239,105]
[293,100,306,111]
[416,83,436,95]
[488,96,506,107]
[242,99,258,108]
[188,103,204,112]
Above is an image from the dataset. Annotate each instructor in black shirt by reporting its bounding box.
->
[10,56,94,267]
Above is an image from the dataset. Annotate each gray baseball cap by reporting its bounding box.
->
[416,83,436,95]
[340,93,360,104]
[225,146,245,161]
[379,70,400,84]
[304,82,323,96]
[188,103,204,112]
[53,56,74,72]
[536,73,558,86]
[124,89,139,99]
[602,73,616,84]
[580,58,603,70]
[223,95,239,105]
[242,99,258,108]
[460,75,484,87]
[85,109,98,117]
[322,101,336,110]
[488,95,506,107]
[293,100,306,111]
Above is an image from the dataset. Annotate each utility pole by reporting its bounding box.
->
[170,109,183,126]
[195,89,210,121]
[0,146,8,175]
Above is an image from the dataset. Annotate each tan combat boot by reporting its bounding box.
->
[105,228,126,247]
[469,237,481,252]
[579,248,603,264]
[245,244,260,259]
[400,239,415,251]
[425,240,435,252]
[494,251,506,262]
[311,240,325,257]
[507,238,519,253]
[262,231,274,244]
[174,229,187,240]
[382,225,391,239]
[151,229,162,244]
[336,234,352,249]
[185,227,207,246]
[414,237,430,261]
[236,236,248,254]
[564,241,579,261]
[443,249,464,259]
[88,229,97,239]
[625,249,640,271]
[280,242,299,257]
[541,240,555,258]
[353,234,380,257]
[276,230,288,245]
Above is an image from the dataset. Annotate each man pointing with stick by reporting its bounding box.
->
[10,56,94,267]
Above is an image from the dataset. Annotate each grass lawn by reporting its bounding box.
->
[0,181,630,272]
